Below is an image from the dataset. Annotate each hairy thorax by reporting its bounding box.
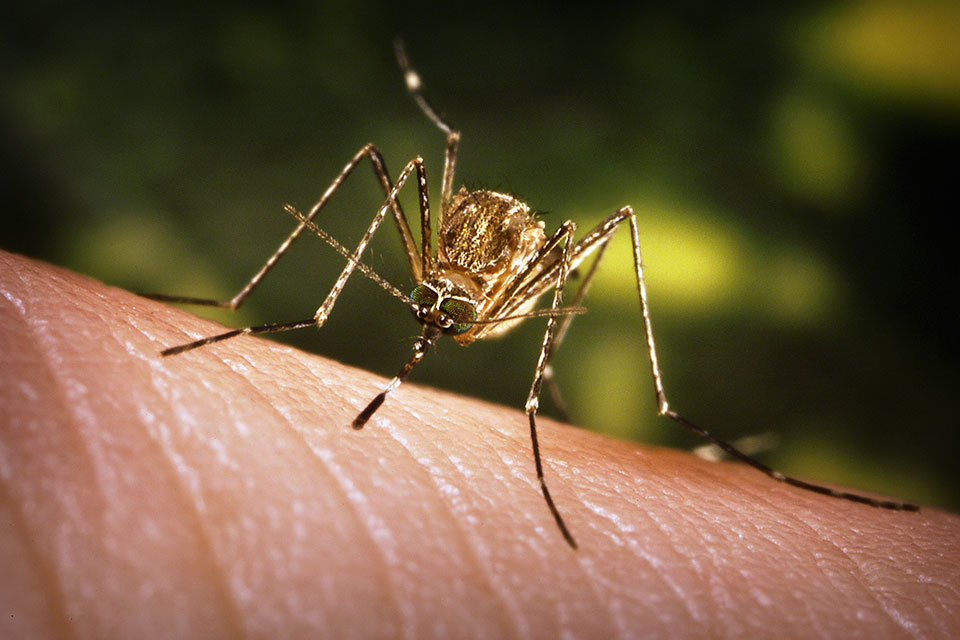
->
[432,188,549,343]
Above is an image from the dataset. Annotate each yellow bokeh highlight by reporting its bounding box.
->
[585,199,839,325]
[758,250,840,326]
[803,0,960,109]
[769,91,861,206]
[591,202,746,313]
[70,213,205,284]
[66,212,247,325]
[571,335,653,440]
[779,431,948,508]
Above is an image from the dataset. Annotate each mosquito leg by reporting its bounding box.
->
[541,233,615,423]
[160,318,317,356]
[439,132,461,215]
[616,206,919,511]
[394,39,461,211]
[142,143,421,309]
[159,156,429,357]
[542,370,572,424]
[312,156,430,327]
[281,205,409,304]
[525,221,579,548]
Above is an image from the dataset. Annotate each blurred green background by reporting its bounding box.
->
[2,2,958,509]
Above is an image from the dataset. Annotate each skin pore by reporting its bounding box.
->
[2,249,959,638]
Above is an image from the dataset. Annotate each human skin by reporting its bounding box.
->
[1,249,958,639]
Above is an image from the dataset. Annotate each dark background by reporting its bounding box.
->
[3,2,958,509]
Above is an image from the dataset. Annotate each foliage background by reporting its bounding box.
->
[2,1,958,509]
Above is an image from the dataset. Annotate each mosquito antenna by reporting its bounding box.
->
[353,325,441,429]
[283,204,410,304]
[394,39,454,135]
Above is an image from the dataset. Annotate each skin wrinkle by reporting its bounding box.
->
[0,483,71,640]
[462,416,552,540]
[641,497,718,634]
[325,378,452,639]
[724,508,827,637]
[253,340,517,638]
[402,394,611,638]
[575,499,665,640]
[500,443,569,544]
[384,396,557,638]
[916,580,959,639]
[828,554,914,638]
[583,470,664,628]
[54,276,245,638]
[223,345,406,638]
[124,421,247,640]
[375,408,525,640]
[255,378,398,630]
[135,341,293,638]
[791,513,903,633]
[7,268,115,637]
[694,481,831,635]
[583,471,706,634]
[701,508,788,637]
[453,412,544,533]
[649,467,802,633]
[459,418,527,511]
[108,278,342,635]
[876,534,952,635]
[474,411,583,554]
[355,418,464,640]
[722,506,803,601]
[0,310,74,640]
[73,299,247,638]
[414,400,610,637]
[785,509,923,639]
[899,526,960,637]
[780,515,888,637]
[705,476,912,638]
[570,453,679,637]
[580,562,631,640]
[13,270,107,636]
[307,450,409,638]
[556,517,621,640]
[673,476,778,616]
[584,443,709,636]
[154,335,400,638]
[756,490,911,635]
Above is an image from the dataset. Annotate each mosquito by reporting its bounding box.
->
[148,41,918,549]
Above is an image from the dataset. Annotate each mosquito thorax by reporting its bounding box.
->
[440,189,546,273]
[409,282,478,335]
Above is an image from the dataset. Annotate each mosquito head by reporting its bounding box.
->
[409,282,477,336]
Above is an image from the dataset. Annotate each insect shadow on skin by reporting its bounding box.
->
[145,40,919,550]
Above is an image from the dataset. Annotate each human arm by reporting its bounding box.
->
[2,249,958,638]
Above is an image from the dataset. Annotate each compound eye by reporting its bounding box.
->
[439,298,477,335]
[410,284,439,308]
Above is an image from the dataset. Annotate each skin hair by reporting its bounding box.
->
[2,249,959,638]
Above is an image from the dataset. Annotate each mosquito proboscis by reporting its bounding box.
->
[147,40,918,549]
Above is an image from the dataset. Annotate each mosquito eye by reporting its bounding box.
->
[439,298,477,334]
[410,284,438,307]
